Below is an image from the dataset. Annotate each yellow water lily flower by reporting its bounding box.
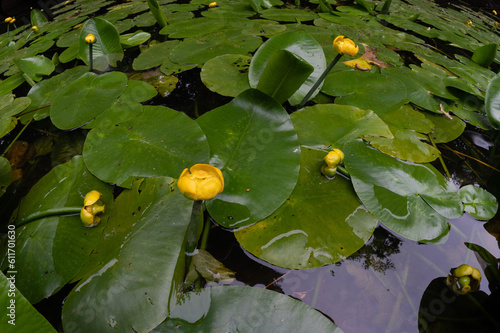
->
[493,10,497,15]
[209,2,217,7]
[324,149,344,168]
[32,26,38,33]
[178,164,224,201]
[333,36,359,57]
[85,33,96,44]
[4,17,13,23]
[446,264,481,295]
[80,190,105,227]
[466,19,472,27]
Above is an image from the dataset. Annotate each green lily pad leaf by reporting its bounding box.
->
[459,185,498,220]
[14,55,55,82]
[50,71,127,130]
[201,1,256,19]
[235,147,378,269]
[0,73,25,97]
[426,113,465,143]
[0,156,113,303]
[132,40,180,71]
[0,156,10,194]
[241,19,286,37]
[30,8,48,27]
[201,54,251,97]
[22,66,88,122]
[0,117,17,138]
[259,8,318,22]
[249,31,326,105]
[83,79,157,129]
[62,177,193,333]
[0,272,57,333]
[79,18,124,71]
[343,139,463,242]
[290,104,392,149]
[196,89,300,228]
[169,23,261,67]
[485,73,500,130]
[322,71,408,113]
[257,49,314,104]
[83,105,209,188]
[471,43,498,67]
[159,17,226,38]
[155,286,344,332]
[0,96,31,118]
[119,31,151,48]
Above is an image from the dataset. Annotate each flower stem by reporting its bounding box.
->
[337,165,350,178]
[89,43,93,72]
[428,134,451,179]
[14,207,82,228]
[185,200,203,270]
[296,53,343,109]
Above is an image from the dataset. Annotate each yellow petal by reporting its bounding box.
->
[84,190,102,206]
[80,207,95,227]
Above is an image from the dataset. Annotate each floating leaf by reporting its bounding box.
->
[155,286,344,332]
[196,89,300,228]
[132,40,180,71]
[471,43,498,67]
[235,148,378,269]
[485,73,500,130]
[83,106,209,188]
[459,185,498,220]
[0,272,57,333]
[79,18,124,71]
[249,31,326,105]
[0,156,113,303]
[343,139,463,242]
[50,71,128,130]
[201,54,251,97]
[159,17,226,38]
[119,31,151,48]
[30,8,48,27]
[14,55,55,82]
[259,8,319,22]
[62,177,193,333]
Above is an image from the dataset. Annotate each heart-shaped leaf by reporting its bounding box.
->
[459,185,498,220]
[196,89,300,228]
[50,71,128,130]
[343,139,463,242]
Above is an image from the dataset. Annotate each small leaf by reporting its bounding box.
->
[459,185,498,220]
[119,31,151,48]
[14,56,55,82]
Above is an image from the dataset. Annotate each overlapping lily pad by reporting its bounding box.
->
[235,147,378,268]
[155,286,344,332]
[200,54,251,97]
[343,139,463,243]
[459,185,498,220]
[196,89,300,228]
[83,105,209,188]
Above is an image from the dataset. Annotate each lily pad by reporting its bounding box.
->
[200,54,251,97]
[343,139,463,243]
[119,31,151,48]
[249,31,326,105]
[132,40,180,71]
[0,272,57,333]
[62,177,193,333]
[155,286,344,332]
[50,71,128,130]
[79,18,124,71]
[259,8,318,22]
[14,55,55,82]
[159,17,226,38]
[0,156,113,303]
[459,185,498,220]
[235,147,378,269]
[485,73,500,130]
[83,105,210,188]
[196,89,300,228]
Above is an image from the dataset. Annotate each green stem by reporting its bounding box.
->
[199,217,211,251]
[428,134,451,179]
[15,206,81,228]
[185,200,203,270]
[89,43,93,72]
[337,165,350,178]
[1,118,32,158]
[297,53,343,109]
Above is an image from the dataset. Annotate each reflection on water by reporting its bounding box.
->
[209,211,500,333]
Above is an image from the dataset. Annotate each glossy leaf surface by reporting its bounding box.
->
[201,54,251,97]
[155,286,344,333]
[459,185,498,220]
[485,73,500,130]
[62,177,192,333]
[235,148,378,269]
[343,140,463,242]
[197,89,300,228]
[83,105,209,188]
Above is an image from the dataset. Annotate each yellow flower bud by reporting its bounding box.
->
[321,164,337,178]
[9,18,15,24]
[333,36,359,57]
[177,164,224,201]
[454,264,473,277]
[209,2,217,7]
[81,190,105,227]
[493,10,497,15]
[85,33,96,44]
[5,17,13,23]
[32,26,38,33]
[324,149,344,168]
[466,19,472,27]
[471,267,481,281]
